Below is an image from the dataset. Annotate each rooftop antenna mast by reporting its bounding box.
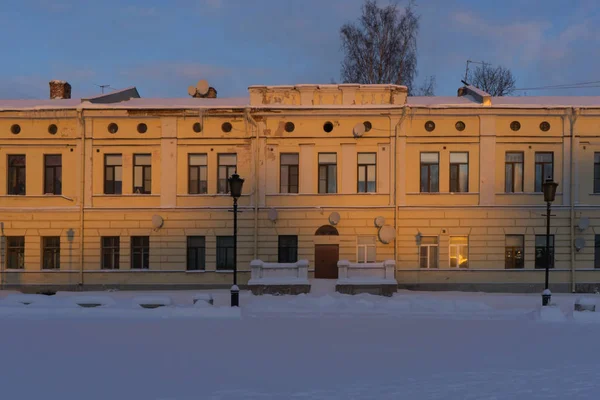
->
[95,84,111,94]
[464,60,491,84]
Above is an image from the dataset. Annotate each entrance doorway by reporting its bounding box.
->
[315,244,339,279]
[314,225,340,279]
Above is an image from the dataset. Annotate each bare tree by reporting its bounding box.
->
[340,0,430,95]
[414,75,435,96]
[468,64,516,96]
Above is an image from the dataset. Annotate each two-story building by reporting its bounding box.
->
[0,80,599,292]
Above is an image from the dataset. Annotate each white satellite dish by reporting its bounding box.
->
[329,212,341,225]
[378,225,396,244]
[152,215,164,230]
[187,86,197,97]
[353,122,366,137]
[197,80,209,96]
[574,237,586,252]
[268,208,278,222]
[374,216,385,228]
[578,216,590,231]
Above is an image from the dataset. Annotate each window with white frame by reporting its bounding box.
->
[357,236,376,263]
[449,236,469,268]
[419,236,438,268]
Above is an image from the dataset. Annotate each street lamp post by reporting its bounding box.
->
[542,178,558,306]
[228,172,244,307]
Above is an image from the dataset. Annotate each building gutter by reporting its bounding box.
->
[392,106,408,270]
[569,107,578,292]
[244,108,259,260]
[77,109,85,288]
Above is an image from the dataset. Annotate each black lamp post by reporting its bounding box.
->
[542,178,558,306]
[228,172,244,307]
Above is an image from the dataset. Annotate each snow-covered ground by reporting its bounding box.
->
[1,280,600,399]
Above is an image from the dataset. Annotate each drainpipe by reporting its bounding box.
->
[0,222,4,289]
[569,108,578,292]
[244,108,259,260]
[392,106,408,270]
[78,109,85,288]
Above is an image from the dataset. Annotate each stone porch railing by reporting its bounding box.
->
[336,260,398,297]
[248,259,310,295]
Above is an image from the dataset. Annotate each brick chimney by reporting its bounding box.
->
[49,80,72,100]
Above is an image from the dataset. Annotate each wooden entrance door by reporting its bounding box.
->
[315,244,339,279]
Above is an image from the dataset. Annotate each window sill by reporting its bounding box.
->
[0,195,74,201]
[185,270,207,273]
[408,192,479,195]
[179,193,250,197]
[93,194,159,197]
[496,192,564,196]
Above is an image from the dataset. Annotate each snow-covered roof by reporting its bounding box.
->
[83,97,249,109]
[4,93,600,111]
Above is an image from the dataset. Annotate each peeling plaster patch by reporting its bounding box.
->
[274,121,285,137]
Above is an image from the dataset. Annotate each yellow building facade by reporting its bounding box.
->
[0,82,599,292]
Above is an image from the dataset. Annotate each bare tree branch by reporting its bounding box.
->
[340,0,432,95]
[468,64,516,96]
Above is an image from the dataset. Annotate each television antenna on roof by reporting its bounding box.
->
[463,60,491,84]
[94,84,112,94]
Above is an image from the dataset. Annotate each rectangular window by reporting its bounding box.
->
[318,153,337,194]
[420,152,439,193]
[104,154,122,195]
[535,235,555,269]
[42,237,60,270]
[278,235,298,263]
[535,152,553,192]
[505,235,524,269]
[280,153,299,194]
[505,152,524,193]
[216,236,234,270]
[449,236,469,268]
[357,236,376,263]
[357,153,376,193]
[217,154,237,194]
[187,236,206,271]
[6,236,24,269]
[594,153,600,194]
[449,152,468,193]
[188,154,208,194]
[7,155,26,195]
[419,236,439,268]
[133,154,152,194]
[101,236,120,270]
[44,155,62,195]
[595,235,600,269]
[131,236,149,269]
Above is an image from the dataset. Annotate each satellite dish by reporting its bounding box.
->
[374,216,385,227]
[578,216,590,231]
[187,86,197,97]
[197,80,209,96]
[152,215,164,230]
[378,225,396,244]
[329,212,341,225]
[268,208,278,222]
[574,237,586,252]
[353,123,366,137]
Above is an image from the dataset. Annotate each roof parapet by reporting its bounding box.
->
[458,84,491,106]
[248,84,407,107]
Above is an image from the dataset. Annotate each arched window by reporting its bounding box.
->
[315,225,339,236]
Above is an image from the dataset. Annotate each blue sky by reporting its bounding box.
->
[1,0,599,99]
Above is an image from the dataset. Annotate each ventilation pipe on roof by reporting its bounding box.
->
[458,80,491,106]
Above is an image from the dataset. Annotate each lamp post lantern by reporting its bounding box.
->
[542,178,558,306]
[228,172,244,307]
